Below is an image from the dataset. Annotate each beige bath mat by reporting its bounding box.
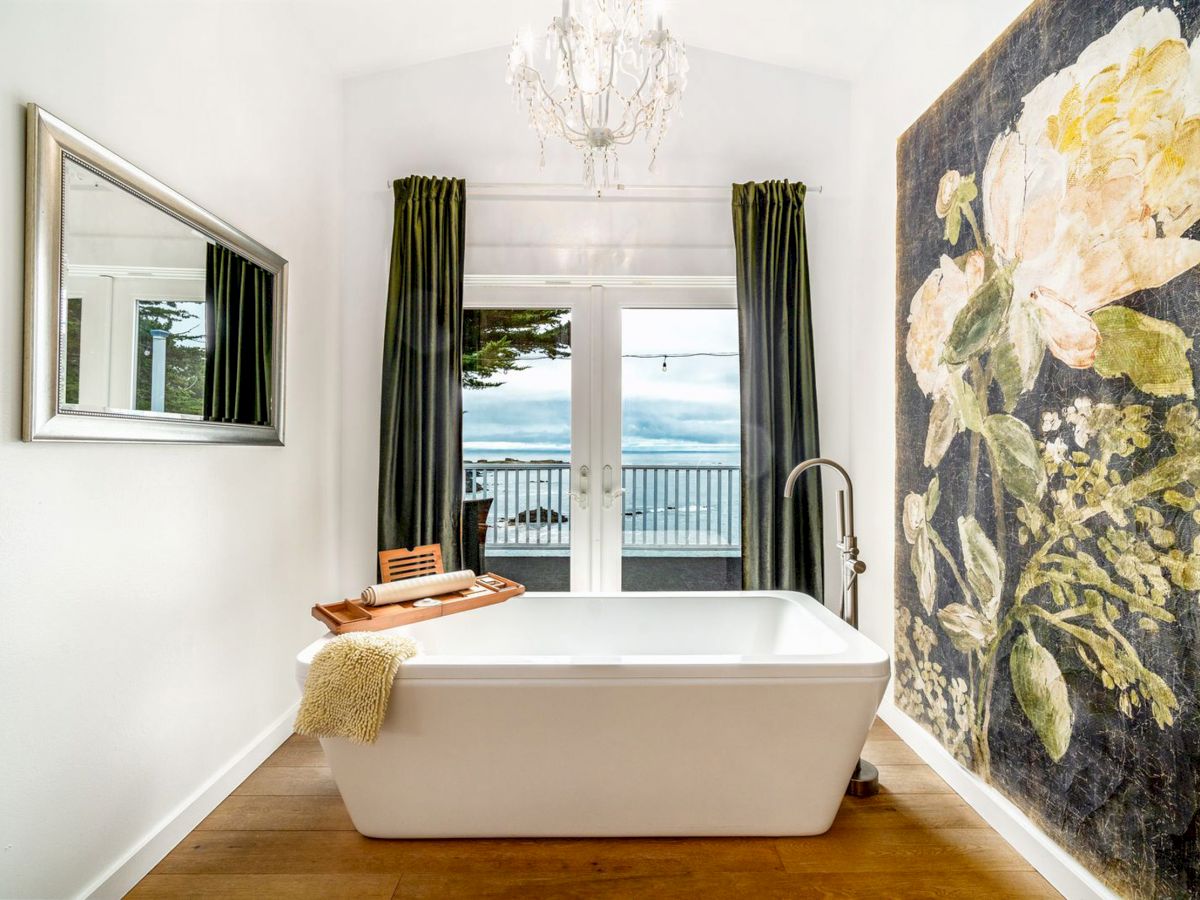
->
[294,632,418,743]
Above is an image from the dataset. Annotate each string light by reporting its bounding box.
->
[513,351,737,360]
[511,350,738,373]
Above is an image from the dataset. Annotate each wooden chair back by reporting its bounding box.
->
[378,544,445,584]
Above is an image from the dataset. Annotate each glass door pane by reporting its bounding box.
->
[462,307,575,591]
[619,307,742,591]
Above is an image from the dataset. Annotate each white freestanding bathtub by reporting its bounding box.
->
[295,591,890,838]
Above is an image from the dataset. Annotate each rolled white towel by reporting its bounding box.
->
[361,570,477,607]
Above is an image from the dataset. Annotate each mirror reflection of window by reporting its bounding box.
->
[134,300,205,416]
[59,156,274,426]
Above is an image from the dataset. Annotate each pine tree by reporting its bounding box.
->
[134,301,206,415]
[463,308,570,389]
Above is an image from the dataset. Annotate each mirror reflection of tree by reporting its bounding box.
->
[134,300,206,415]
[62,297,82,405]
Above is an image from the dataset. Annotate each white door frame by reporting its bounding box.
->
[465,277,737,591]
[463,284,594,590]
[595,285,737,591]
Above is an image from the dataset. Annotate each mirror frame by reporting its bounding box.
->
[23,104,288,444]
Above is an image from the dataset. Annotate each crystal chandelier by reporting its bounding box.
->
[506,0,688,186]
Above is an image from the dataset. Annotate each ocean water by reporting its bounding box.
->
[464,447,741,548]
[465,447,740,467]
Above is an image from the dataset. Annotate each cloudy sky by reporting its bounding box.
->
[463,308,740,459]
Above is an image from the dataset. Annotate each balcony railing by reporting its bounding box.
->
[464,462,741,552]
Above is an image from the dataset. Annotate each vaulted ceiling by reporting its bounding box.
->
[292,0,1003,82]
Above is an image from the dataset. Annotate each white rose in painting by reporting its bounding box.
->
[903,492,927,542]
[981,7,1200,369]
[906,251,986,397]
[935,170,964,218]
[1029,287,1100,368]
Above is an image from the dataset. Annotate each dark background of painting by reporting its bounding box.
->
[895,2,1200,896]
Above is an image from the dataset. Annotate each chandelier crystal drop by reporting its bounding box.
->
[506,0,688,186]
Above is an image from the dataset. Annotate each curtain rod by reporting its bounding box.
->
[383,181,824,201]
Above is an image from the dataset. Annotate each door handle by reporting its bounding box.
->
[602,464,626,509]
[568,465,590,510]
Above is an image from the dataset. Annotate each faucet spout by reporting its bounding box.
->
[782,456,865,629]
[783,457,854,538]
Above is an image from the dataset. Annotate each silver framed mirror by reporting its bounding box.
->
[23,104,287,444]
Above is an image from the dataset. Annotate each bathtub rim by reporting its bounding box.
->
[296,590,891,682]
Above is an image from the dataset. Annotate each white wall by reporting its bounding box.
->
[0,3,342,897]
[339,46,855,593]
[845,1,1030,659]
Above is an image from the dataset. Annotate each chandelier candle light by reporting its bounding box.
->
[506,0,688,186]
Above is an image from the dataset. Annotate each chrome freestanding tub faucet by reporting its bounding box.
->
[784,457,879,798]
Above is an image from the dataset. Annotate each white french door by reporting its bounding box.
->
[464,280,737,592]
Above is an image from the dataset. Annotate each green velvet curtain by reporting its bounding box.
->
[377,175,466,568]
[732,180,824,599]
[204,243,273,425]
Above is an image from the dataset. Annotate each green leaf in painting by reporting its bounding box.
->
[911,535,938,615]
[944,205,962,245]
[1092,307,1195,399]
[924,394,961,468]
[991,336,1024,413]
[982,413,1046,505]
[926,475,941,519]
[948,373,983,432]
[937,602,995,653]
[1010,630,1073,762]
[1011,299,1045,382]
[942,269,1014,366]
[958,516,1004,621]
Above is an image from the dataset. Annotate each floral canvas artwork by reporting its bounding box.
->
[895,3,1200,896]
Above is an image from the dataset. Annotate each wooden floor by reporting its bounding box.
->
[130,720,1059,899]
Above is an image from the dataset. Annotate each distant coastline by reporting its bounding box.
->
[466,447,741,467]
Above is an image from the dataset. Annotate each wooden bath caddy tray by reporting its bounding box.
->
[311,544,525,634]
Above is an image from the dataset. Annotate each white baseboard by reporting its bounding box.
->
[72,696,1116,898]
[878,700,1118,900]
[80,701,299,900]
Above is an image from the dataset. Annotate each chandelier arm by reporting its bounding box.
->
[613,77,655,135]
[558,27,592,132]
[608,88,661,141]
[524,66,589,138]
[615,23,650,85]
[603,34,619,128]
[607,51,660,136]
[617,102,654,141]
[634,44,667,104]
[615,55,644,87]
[568,57,595,134]
[606,94,639,139]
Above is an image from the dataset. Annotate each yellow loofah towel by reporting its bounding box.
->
[294,632,418,744]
